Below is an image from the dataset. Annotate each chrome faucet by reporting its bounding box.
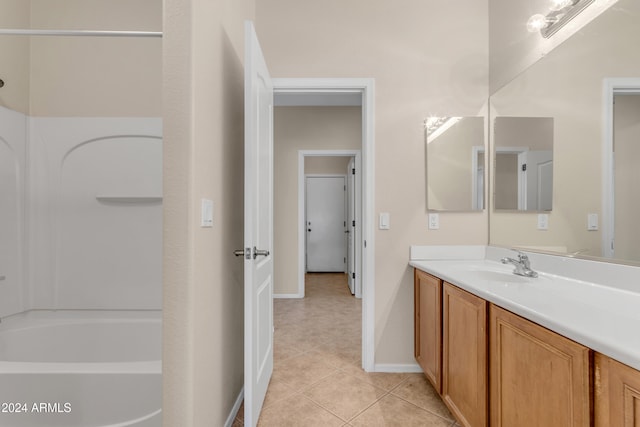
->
[501,251,538,278]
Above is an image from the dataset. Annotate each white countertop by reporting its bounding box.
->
[410,246,640,371]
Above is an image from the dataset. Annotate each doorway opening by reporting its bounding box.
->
[301,151,361,297]
[603,78,640,260]
[272,78,375,371]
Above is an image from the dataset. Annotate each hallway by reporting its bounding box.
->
[235,273,459,426]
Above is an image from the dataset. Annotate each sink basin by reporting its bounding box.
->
[453,262,535,283]
[471,270,531,283]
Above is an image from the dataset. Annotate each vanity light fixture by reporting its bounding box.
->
[527,0,595,38]
[425,116,462,144]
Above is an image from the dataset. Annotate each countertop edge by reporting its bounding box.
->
[410,259,640,372]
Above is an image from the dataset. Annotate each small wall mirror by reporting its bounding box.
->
[426,116,485,211]
[493,117,553,211]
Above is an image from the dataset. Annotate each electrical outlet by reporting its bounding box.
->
[537,214,549,230]
[428,213,440,230]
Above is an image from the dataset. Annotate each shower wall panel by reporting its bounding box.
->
[0,106,26,318]
[28,117,162,310]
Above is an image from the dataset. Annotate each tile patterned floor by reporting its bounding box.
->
[235,273,460,426]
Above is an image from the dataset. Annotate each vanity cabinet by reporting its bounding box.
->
[442,282,488,427]
[489,304,592,427]
[595,352,640,426]
[414,269,442,392]
[414,267,598,427]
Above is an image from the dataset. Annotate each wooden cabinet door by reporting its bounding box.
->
[414,269,442,392]
[595,352,640,427]
[442,282,488,427]
[490,304,591,427]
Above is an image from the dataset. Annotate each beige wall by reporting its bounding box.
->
[305,156,351,175]
[0,0,30,113]
[494,153,518,210]
[274,106,360,295]
[163,0,254,424]
[29,0,162,116]
[0,0,161,117]
[258,0,489,365]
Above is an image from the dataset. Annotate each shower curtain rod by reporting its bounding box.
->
[0,29,162,37]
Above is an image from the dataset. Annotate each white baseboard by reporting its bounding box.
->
[225,387,244,427]
[373,363,423,373]
[273,293,303,299]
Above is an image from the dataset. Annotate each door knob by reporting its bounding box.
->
[253,247,270,259]
[234,248,250,260]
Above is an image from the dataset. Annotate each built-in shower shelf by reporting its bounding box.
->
[96,196,163,204]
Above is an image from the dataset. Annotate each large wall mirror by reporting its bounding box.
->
[489,0,640,264]
[426,116,485,211]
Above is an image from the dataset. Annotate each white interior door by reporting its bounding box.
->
[523,150,553,211]
[243,21,274,427]
[306,176,346,272]
[346,159,356,294]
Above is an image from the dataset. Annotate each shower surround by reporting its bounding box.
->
[0,105,162,426]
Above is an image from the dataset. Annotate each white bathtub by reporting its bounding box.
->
[0,310,161,427]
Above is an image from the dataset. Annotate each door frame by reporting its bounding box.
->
[273,78,375,371]
[300,153,360,292]
[602,78,640,258]
[471,146,484,210]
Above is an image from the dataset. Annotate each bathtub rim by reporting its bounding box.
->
[0,309,162,373]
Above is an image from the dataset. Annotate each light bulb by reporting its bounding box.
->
[527,14,549,32]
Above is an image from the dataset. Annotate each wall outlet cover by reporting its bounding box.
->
[428,213,440,230]
[537,213,549,230]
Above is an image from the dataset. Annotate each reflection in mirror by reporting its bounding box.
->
[426,116,485,211]
[489,0,640,264]
[493,117,553,211]
[612,94,640,261]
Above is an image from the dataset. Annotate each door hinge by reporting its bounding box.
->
[344,257,346,263]
[352,220,356,227]
[344,185,346,191]
[352,272,355,279]
[352,168,355,175]
[522,164,527,172]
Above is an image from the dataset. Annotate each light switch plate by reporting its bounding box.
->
[201,199,213,227]
[537,213,549,230]
[379,212,390,230]
[587,213,599,231]
[428,213,440,230]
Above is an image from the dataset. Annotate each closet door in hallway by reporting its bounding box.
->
[306,176,346,272]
